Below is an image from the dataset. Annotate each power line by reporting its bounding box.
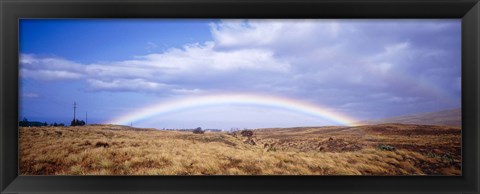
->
[73,101,77,121]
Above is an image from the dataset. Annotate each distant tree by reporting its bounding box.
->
[19,118,49,127]
[58,123,65,127]
[193,127,204,134]
[240,130,254,137]
[71,119,86,126]
[19,117,29,127]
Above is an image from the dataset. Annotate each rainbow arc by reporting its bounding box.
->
[108,93,359,127]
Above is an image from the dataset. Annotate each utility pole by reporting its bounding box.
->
[73,101,77,121]
[85,112,88,125]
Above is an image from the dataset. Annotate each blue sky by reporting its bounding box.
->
[19,19,461,129]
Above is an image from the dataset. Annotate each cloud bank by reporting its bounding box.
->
[20,19,461,119]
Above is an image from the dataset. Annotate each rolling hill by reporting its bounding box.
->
[358,108,461,126]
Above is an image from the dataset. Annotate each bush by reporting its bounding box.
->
[193,127,204,134]
[95,142,110,148]
[71,119,86,126]
[19,118,29,127]
[378,144,396,151]
[240,130,254,137]
[19,118,48,127]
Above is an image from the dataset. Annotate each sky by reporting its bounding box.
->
[19,19,461,129]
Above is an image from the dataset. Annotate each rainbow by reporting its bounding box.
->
[108,93,359,126]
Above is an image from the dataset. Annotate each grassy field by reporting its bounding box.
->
[20,123,461,175]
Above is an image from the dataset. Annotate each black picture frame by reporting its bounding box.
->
[1,0,479,193]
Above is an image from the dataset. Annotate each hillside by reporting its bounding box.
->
[20,123,461,175]
[357,108,461,126]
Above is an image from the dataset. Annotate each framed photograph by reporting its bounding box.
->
[1,0,479,193]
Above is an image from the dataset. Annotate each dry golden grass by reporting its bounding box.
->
[19,123,461,175]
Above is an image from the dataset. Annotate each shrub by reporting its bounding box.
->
[19,118,29,127]
[193,127,204,134]
[71,119,86,126]
[240,130,254,137]
[95,142,110,148]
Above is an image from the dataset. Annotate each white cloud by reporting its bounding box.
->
[210,19,341,50]
[87,79,168,92]
[85,63,157,79]
[20,39,290,94]
[172,88,204,95]
[20,69,84,80]
[137,42,290,72]
[20,54,85,72]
